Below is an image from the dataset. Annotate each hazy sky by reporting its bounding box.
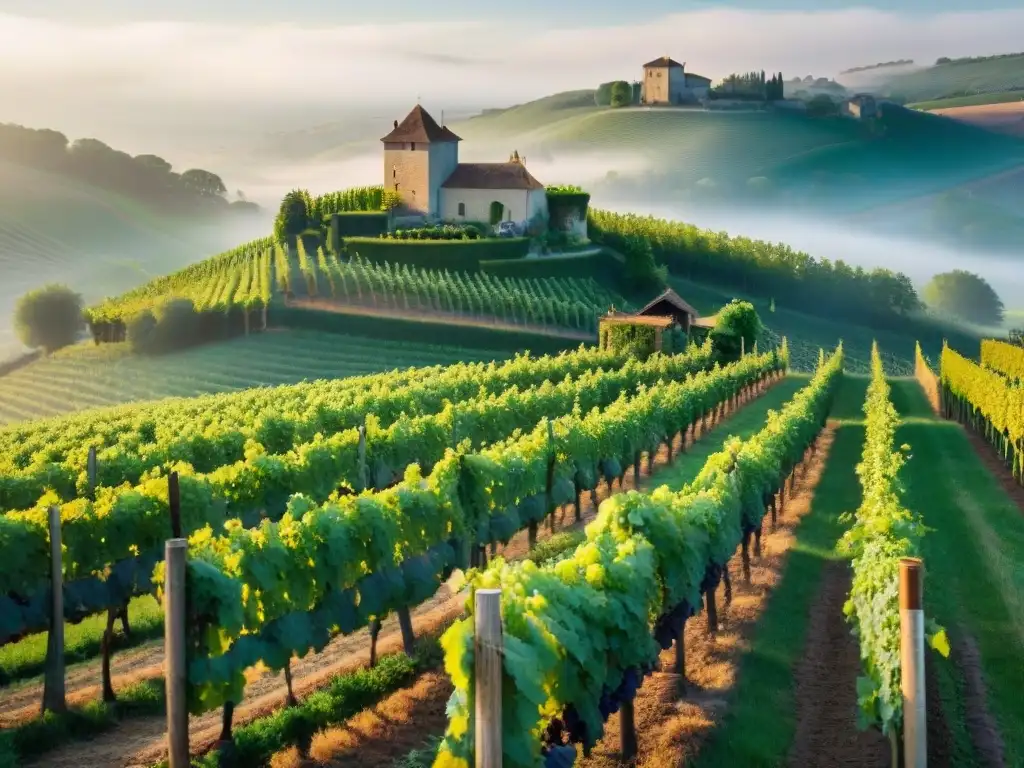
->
[0,5,1022,154]
[0,0,1019,23]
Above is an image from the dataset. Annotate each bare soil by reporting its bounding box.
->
[15,375,783,768]
[787,560,890,768]
[575,424,835,767]
[284,296,594,341]
[951,632,1007,767]
[932,102,1024,137]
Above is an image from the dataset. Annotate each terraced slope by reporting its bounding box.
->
[0,330,508,425]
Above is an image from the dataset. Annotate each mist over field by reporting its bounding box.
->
[604,198,1024,306]
[3,6,1024,160]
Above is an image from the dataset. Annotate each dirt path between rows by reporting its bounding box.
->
[569,424,834,767]
[16,375,785,768]
[787,561,890,767]
[274,671,453,768]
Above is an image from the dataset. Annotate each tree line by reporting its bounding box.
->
[711,71,785,101]
[0,123,258,216]
[588,209,921,323]
[595,81,642,108]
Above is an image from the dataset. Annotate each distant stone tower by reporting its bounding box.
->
[381,106,461,217]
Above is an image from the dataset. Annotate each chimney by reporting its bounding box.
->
[394,120,398,129]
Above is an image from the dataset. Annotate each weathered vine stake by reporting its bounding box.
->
[900,558,926,768]
[42,505,66,714]
[474,589,503,768]
[165,538,189,768]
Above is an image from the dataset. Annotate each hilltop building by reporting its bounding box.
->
[842,94,878,120]
[641,57,712,105]
[381,105,548,226]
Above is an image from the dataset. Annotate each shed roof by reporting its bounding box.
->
[637,287,700,318]
[441,162,545,190]
[644,56,684,69]
[381,105,461,144]
[600,314,675,328]
[685,72,712,84]
[692,316,718,329]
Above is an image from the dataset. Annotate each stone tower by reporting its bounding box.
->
[380,105,461,217]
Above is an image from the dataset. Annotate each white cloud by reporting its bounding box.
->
[0,7,1022,146]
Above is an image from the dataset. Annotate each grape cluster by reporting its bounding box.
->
[542,665,654,753]
[699,562,723,595]
[653,599,694,649]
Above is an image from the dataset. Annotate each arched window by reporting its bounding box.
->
[458,202,465,216]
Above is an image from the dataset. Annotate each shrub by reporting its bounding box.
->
[128,298,201,355]
[711,299,762,359]
[273,189,311,243]
[13,284,84,353]
[381,225,481,241]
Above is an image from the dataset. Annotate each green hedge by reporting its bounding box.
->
[272,305,583,355]
[344,237,529,271]
[480,250,624,285]
[546,188,591,231]
[328,212,390,254]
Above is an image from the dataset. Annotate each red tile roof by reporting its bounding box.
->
[441,162,545,190]
[644,56,684,69]
[381,105,461,144]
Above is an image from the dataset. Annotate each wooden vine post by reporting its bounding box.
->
[42,505,66,714]
[87,446,97,497]
[474,589,503,768]
[900,558,926,768]
[164,538,189,768]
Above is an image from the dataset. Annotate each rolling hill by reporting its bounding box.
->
[0,161,267,361]
[444,95,1024,214]
[867,52,1024,104]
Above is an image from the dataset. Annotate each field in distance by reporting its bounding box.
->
[924,100,1024,138]
[0,329,509,426]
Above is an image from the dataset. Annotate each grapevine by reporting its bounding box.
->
[840,343,948,745]
[433,346,841,767]
[151,349,785,712]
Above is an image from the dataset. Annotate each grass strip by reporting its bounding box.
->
[0,595,163,687]
[641,374,810,491]
[391,736,442,768]
[0,678,165,768]
[892,378,1024,766]
[691,375,868,766]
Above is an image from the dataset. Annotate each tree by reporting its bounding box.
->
[595,82,614,106]
[806,94,839,117]
[923,270,1004,326]
[14,284,84,353]
[623,235,667,292]
[180,168,227,198]
[274,189,311,242]
[609,81,632,108]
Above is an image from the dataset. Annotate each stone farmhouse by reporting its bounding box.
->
[842,94,879,120]
[641,56,712,105]
[382,105,549,227]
